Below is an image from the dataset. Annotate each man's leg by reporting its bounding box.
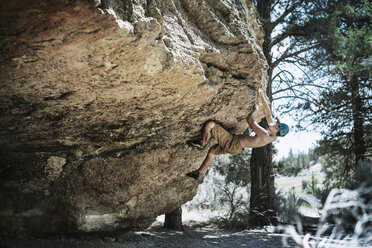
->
[187,121,225,180]
[186,145,218,180]
[197,145,217,174]
[201,121,216,146]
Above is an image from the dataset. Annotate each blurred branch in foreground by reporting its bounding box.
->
[281,186,372,248]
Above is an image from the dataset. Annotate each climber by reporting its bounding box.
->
[186,89,289,180]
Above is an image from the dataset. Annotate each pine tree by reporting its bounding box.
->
[299,0,371,185]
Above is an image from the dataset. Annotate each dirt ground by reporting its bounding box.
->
[4,220,297,248]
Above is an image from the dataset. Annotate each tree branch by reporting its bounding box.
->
[273,83,328,95]
[269,28,294,50]
[273,95,353,117]
[272,44,321,68]
[270,0,281,12]
[272,69,294,81]
[270,2,297,32]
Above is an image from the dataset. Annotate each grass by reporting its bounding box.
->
[275,163,325,194]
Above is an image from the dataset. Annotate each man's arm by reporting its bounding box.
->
[246,104,269,136]
[258,89,274,124]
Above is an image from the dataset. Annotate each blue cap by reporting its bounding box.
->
[279,123,289,137]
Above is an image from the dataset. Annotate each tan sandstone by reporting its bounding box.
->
[0,0,268,233]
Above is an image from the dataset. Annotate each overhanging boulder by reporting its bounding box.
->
[0,0,268,234]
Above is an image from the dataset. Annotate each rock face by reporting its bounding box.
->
[0,0,268,234]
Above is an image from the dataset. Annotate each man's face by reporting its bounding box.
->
[268,121,280,135]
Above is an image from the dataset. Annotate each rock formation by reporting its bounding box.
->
[0,0,268,234]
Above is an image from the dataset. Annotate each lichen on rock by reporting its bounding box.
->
[0,0,268,234]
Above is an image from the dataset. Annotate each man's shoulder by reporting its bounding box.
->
[268,135,277,142]
[261,133,276,143]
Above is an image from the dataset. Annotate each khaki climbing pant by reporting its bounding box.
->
[210,124,243,155]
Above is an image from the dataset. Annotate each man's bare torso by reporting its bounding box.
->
[237,132,277,148]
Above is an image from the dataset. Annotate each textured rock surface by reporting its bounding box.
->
[0,0,268,234]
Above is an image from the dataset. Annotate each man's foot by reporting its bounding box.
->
[186,170,200,180]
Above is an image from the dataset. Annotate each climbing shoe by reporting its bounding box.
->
[186,170,200,180]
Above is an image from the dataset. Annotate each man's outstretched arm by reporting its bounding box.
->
[246,104,268,136]
[258,89,274,124]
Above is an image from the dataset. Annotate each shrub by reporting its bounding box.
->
[276,188,320,223]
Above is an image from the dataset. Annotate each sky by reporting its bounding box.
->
[272,114,322,160]
[274,129,322,160]
[269,37,323,160]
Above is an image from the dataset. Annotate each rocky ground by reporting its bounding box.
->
[4,221,297,248]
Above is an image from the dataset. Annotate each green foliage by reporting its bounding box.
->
[304,173,318,195]
[316,151,371,189]
[212,151,252,225]
[302,172,327,203]
[276,149,313,176]
[279,0,371,184]
[184,167,227,211]
[214,180,248,221]
[213,150,251,186]
[275,188,321,223]
[208,208,251,229]
[313,155,372,204]
[282,187,372,247]
[346,159,372,189]
[185,151,252,225]
[316,145,354,188]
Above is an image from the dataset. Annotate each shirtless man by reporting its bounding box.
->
[186,89,289,180]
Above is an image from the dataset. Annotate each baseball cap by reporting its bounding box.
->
[279,123,289,137]
[275,117,289,137]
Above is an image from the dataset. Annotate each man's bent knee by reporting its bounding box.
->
[208,144,219,155]
[205,121,216,130]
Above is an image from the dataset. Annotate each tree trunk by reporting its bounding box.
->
[249,121,277,225]
[351,75,366,169]
[257,0,273,98]
[164,207,183,231]
[249,0,276,226]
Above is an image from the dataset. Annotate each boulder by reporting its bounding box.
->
[0,0,268,234]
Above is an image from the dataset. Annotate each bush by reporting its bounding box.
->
[302,180,308,190]
[283,186,372,247]
[276,188,320,223]
[185,152,252,228]
[208,206,251,229]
